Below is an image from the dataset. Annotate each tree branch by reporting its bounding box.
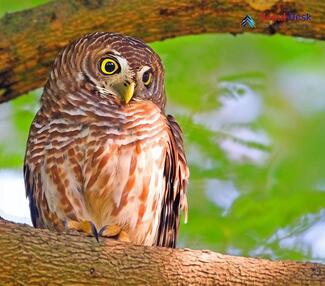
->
[0,219,324,285]
[0,0,324,103]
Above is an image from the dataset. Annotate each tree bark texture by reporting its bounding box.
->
[0,0,324,103]
[0,220,324,285]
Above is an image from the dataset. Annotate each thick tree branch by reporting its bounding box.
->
[0,219,324,285]
[0,0,324,103]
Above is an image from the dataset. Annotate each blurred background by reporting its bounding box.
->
[0,1,324,262]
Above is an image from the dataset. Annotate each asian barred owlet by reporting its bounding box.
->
[24,32,189,247]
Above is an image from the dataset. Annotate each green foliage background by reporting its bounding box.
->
[0,1,324,262]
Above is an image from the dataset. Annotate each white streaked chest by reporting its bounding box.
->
[83,103,170,245]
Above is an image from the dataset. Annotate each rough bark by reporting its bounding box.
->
[0,0,324,103]
[0,219,324,285]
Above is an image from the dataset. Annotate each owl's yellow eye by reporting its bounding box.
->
[142,71,152,86]
[100,58,120,75]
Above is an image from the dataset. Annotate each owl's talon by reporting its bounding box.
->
[65,219,99,241]
[98,224,129,242]
[98,224,121,238]
[118,230,130,242]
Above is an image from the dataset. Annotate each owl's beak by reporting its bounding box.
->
[123,81,135,104]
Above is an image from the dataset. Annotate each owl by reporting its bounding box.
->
[24,32,189,247]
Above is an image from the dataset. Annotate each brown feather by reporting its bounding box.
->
[156,115,189,247]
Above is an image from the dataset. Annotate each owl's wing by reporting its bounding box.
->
[24,163,42,228]
[156,114,189,248]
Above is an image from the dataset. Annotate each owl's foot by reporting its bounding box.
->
[99,224,130,242]
[118,230,130,242]
[99,224,121,237]
[65,220,99,241]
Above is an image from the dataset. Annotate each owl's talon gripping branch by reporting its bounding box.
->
[98,224,130,242]
[66,220,99,241]
[98,224,121,238]
[118,230,130,242]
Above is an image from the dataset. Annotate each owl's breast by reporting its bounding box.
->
[83,101,170,245]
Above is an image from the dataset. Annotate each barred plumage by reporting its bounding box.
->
[24,32,189,247]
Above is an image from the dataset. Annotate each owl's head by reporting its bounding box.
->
[44,32,166,110]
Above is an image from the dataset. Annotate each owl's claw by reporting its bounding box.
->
[118,230,130,242]
[66,221,130,243]
[98,224,121,238]
[65,220,99,242]
[98,224,130,242]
